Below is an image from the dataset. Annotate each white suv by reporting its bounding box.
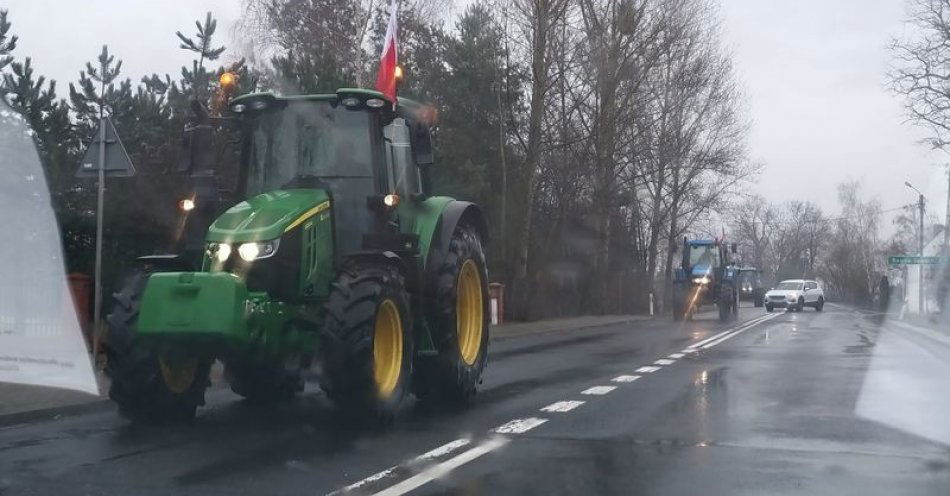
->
[764,279,824,312]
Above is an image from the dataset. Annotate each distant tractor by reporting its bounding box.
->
[671,238,739,322]
[103,87,490,423]
[737,267,765,307]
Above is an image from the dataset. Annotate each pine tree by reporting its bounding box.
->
[0,9,17,74]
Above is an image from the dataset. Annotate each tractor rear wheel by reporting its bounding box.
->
[416,224,490,405]
[320,264,413,421]
[104,270,212,423]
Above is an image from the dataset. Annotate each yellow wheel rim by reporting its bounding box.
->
[457,259,484,366]
[373,299,404,397]
[158,355,198,394]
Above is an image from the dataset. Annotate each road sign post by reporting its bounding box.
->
[76,109,136,360]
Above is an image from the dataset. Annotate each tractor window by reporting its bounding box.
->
[383,118,421,195]
[245,101,374,195]
[688,244,719,267]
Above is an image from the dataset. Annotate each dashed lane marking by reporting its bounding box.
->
[581,386,617,395]
[371,437,509,496]
[540,400,585,413]
[493,417,549,434]
[611,375,641,383]
[336,312,786,496]
[330,439,472,494]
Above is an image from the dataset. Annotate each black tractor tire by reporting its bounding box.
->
[766,303,774,313]
[816,297,824,312]
[672,289,685,322]
[320,263,413,421]
[227,361,303,404]
[718,297,730,322]
[797,297,805,312]
[753,290,764,308]
[103,270,212,423]
[415,224,490,405]
[731,289,739,320]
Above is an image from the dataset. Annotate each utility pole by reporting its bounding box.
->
[92,60,106,359]
[906,181,926,315]
[945,165,949,252]
[919,192,925,315]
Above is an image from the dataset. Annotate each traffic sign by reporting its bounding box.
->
[75,116,136,177]
[887,255,943,265]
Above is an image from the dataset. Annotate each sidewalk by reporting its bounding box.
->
[0,314,649,426]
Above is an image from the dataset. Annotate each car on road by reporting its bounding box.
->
[764,279,824,312]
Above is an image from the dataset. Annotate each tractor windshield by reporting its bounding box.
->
[688,244,719,267]
[244,101,374,196]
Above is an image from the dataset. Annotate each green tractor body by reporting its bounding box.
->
[104,89,490,422]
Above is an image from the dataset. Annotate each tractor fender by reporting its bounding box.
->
[426,201,489,271]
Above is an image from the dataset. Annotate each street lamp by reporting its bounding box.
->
[906,181,926,314]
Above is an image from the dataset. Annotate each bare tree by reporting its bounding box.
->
[889,0,950,148]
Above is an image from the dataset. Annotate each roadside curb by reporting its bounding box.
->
[0,397,112,429]
[889,320,950,349]
[491,315,651,341]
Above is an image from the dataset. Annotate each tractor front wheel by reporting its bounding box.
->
[320,264,413,421]
[104,270,211,423]
[416,224,490,405]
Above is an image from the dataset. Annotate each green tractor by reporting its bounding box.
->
[103,88,490,423]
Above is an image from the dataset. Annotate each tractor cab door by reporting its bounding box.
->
[382,117,422,198]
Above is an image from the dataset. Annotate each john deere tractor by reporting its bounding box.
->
[103,88,490,423]
[671,238,739,323]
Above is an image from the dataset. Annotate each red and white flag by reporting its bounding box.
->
[375,0,399,103]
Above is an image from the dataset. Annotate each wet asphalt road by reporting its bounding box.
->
[2,304,950,495]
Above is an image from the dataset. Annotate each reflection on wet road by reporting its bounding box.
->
[1,305,949,495]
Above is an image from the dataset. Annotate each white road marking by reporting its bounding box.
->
[636,365,662,373]
[685,328,735,349]
[414,439,473,462]
[667,353,685,359]
[331,439,472,494]
[540,400,585,412]
[686,314,774,350]
[701,313,780,349]
[371,437,509,496]
[654,358,676,365]
[581,385,617,395]
[493,417,548,434]
[611,375,641,383]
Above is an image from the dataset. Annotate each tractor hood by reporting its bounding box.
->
[207,189,330,243]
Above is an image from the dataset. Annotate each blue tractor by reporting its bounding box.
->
[672,238,739,322]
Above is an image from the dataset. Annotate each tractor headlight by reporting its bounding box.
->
[207,242,231,263]
[692,276,711,285]
[237,239,280,262]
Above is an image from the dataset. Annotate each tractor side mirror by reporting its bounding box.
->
[410,120,435,167]
[179,100,214,173]
[179,124,214,173]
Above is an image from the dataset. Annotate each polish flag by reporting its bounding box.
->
[375,0,399,103]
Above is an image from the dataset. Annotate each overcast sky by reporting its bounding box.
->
[3,0,948,220]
